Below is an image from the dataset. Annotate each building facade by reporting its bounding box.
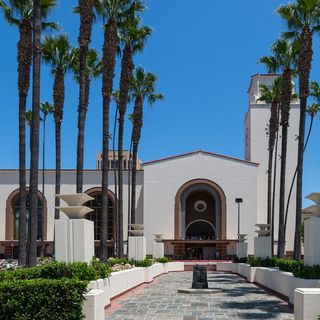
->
[0,75,300,259]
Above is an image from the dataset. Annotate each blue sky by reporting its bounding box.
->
[0,0,320,207]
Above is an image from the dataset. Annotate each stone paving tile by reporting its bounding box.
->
[106,272,294,320]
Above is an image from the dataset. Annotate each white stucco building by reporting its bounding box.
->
[0,74,300,259]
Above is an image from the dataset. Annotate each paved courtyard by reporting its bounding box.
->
[106,271,294,320]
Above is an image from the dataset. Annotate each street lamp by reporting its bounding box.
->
[235,198,243,237]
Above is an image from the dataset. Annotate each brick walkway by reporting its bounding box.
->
[106,271,294,320]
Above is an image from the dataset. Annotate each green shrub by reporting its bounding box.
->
[0,279,87,320]
[293,264,320,279]
[155,257,170,263]
[249,257,276,268]
[106,257,134,267]
[274,258,303,273]
[134,258,153,267]
[0,261,110,282]
[232,257,248,264]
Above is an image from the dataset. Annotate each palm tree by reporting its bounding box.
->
[260,38,299,257]
[117,5,151,258]
[72,48,102,193]
[39,101,54,256]
[256,77,282,255]
[26,0,41,267]
[284,81,320,237]
[256,78,281,223]
[76,0,94,193]
[0,0,57,266]
[129,67,164,224]
[42,34,75,220]
[94,0,132,261]
[278,0,320,260]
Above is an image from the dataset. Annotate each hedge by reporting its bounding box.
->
[0,261,111,282]
[0,279,87,320]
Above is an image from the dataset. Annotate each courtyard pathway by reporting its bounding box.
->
[106,271,294,320]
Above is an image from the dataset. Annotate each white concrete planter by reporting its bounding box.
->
[289,277,320,304]
[144,263,164,283]
[166,261,184,272]
[232,263,239,274]
[238,263,256,283]
[294,288,320,320]
[84,262,184,319]
[216,261,233,272]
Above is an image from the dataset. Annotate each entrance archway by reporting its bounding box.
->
[174,179,226,240]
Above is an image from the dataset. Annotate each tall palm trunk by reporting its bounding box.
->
[53,67,65,219]
[277,67,292,258]
[267,101,278,226]
[40,113,47,257]
[76,0,93,193]
[101,18,117,261]
[27,0,41,267]
[18,18,32,266]
[112,103,118,257]
[271,108,280,257]
[284,115,314,236]
[118,44,134,257]
[131,96,143,224]
[294,27,313,260]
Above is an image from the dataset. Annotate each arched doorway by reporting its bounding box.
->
[173,179,227,259]
[5,189,47,258]
[84,187,116,257]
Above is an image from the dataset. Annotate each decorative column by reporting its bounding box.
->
[152,234,164,258]
[236,234,248,259]
[128,224,146,261]
[55,194,94,263]
[304,193,320,266]
[254,224,271,259]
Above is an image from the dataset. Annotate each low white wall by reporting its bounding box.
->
[216,262,233,272]
[84,262,184,320]
[222,263,320,306]
[294,288,320,320]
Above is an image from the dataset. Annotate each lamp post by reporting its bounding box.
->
[235,198,243,237]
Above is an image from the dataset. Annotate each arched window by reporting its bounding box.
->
[6,189,47,241]
[13,194,43,240]
[84,190,115,241]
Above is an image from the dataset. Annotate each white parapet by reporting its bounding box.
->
[254,236,271,259]
[152,242,164,258]
[83,289,105,320]
[55,219,94,263]
[236,243,248,259]
[128,236,146,261]
[304,216,320,266]
[294,288,320,320]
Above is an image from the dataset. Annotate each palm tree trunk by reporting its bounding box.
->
[76,0,93,193]
[27,0,41,267]
[54,121,61,219]
[112,104,118,257]
[118,44,134,258]
[17,19,32,266]
[277,67,292,258]
[101,18,117,261]
[40,114,46,257]
[284,116,314,236]
[294,27,313,260]
[53,68,65,219]
[127,138,132,246]
[267,101,278,226]
[131,98,143,224]
[271,113,280,257]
